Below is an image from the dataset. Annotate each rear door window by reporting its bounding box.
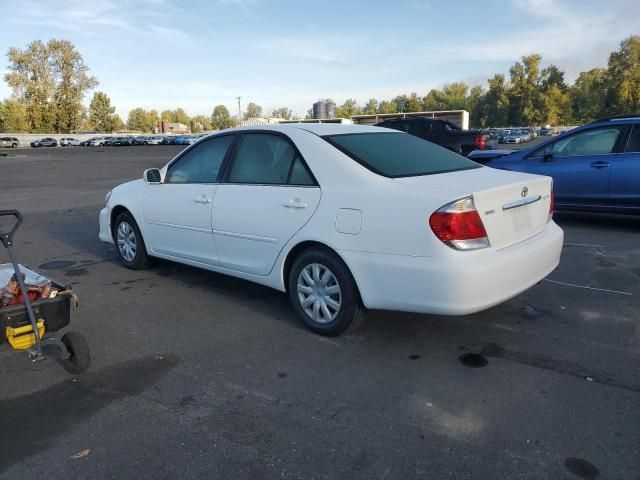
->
[324,132,480,178]
[289,156,315,185]
[625,125,640,153]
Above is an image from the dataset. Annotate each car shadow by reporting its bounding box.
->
[554,211,640,232]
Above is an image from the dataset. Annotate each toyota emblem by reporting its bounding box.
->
[521,187,528,197]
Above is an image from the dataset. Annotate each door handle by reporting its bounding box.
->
[283,199,308,209]
[195,195,212,204]
[590,161,611,169]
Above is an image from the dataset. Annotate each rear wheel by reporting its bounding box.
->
[288,248,365,336]
[113,212,150,270]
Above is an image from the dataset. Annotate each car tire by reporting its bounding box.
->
[113,212,150,270]
[288,248,365,336]
[12,143,17,148]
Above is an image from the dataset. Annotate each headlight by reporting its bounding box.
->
[105,190,112,204]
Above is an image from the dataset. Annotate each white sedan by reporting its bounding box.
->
[99,124,563,336]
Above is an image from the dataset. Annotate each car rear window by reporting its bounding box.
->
[323,132,480,178]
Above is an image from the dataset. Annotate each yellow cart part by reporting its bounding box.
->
[5,319,45,350]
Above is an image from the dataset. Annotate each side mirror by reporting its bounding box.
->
[543,148,553,162]
[144,168,161,184]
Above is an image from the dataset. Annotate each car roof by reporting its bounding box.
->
[589,116,640,126]
[216,123,391,136]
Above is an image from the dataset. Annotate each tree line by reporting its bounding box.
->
[328,35,639,127]
[1,36,638,133]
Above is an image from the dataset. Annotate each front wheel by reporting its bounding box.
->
[288,248,365,336]
[113,212,150,270]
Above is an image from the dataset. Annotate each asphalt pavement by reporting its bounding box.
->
[0,146,638,480]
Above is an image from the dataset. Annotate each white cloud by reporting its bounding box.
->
[8,0,190,41]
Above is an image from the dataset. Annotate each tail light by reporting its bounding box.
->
[429,196,490,250]
[475,134,486,150]
[548,183,554,223]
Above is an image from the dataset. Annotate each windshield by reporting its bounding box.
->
[323,132,481,178]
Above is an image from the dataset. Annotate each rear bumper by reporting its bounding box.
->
[99,207,113,243]
[341,222,563,316]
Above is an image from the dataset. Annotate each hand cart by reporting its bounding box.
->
[0,210,90,374]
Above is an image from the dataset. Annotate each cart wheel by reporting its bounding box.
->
[60,331,90,374]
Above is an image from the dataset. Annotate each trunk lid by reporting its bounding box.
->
[395,167,552,250]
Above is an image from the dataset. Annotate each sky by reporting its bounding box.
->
[1,0,638,118]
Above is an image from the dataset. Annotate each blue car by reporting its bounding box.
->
[468,115,640,214]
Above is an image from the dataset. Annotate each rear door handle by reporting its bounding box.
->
[195,195,212,204]
[283,199,308,209]
[590,161,611,169]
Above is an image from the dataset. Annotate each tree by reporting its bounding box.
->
[89,91,116,132]
[244,102,263,119]
[483,74,510,126]
[50,39,98,132]
[377,100,397,114]
[362,98,378,115]
[423,83,469,111]
[508,54,544,125]
[466,85,486,127]
[146,110,159,133]
[173,107,189,125]
[190,115,210,133]
[0,99,29,132]
[404,92,422,112]
[211,105,236,130]
[271,107,292,120]
[5,39,97,133]
[5,40,56,132]
[127,108,158,132]
[78,105,93,132]
[161,110,175,122]
[335,99,361,118]
[604,35,640,115]
[570,68,607,123]
[541,65,567,92]
[111,114,124,132]
[392,95,409,113]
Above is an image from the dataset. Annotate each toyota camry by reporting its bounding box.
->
[99,124,563,336]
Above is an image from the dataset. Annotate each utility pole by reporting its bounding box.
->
[236,96,242,120]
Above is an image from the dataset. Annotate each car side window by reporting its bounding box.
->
[625,125,640,153]
[548,127,623,157]
[228,134,297,185]
[165,135,234,184]
[289,156,315,186]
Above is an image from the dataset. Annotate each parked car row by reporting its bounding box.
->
[22,134,206,148]
[483,126,565,143]
[78,135,205,147]
[30,137,59,147]
[0,137,20,148]
[30,137,83,147]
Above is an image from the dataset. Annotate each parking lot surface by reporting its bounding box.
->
[0,146,639,480]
